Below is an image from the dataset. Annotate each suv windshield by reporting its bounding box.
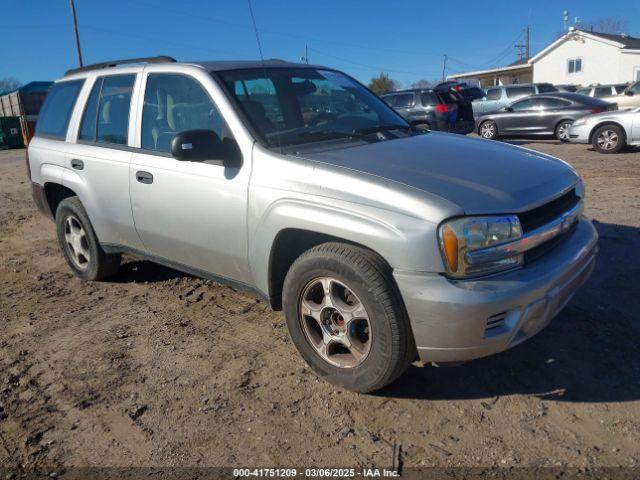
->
[218,68,409,147]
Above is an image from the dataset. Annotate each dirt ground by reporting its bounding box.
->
[1,139,639,476]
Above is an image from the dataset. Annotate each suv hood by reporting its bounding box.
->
[295,132,578,215]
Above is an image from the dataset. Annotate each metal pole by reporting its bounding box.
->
[525,26,530,60]
[69,0,83,67]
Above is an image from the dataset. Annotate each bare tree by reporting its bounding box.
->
[0,77,22,94]
[584,17,628,34]
[411,79,435,89]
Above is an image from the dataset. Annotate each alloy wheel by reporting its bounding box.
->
[557,122,572,141]
[480,122,496,138]
[596,129,619,151]
[64,215,90,270]
[299,276,372,368]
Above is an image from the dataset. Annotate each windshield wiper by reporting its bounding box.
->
[288,130,367,144]
[353,124,413,135]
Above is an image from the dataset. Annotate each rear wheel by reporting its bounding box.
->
[55,197,121,280]
[555,120,573,142]
[282,242,415,393]
[592,124,625,154]
[479,120,498,139]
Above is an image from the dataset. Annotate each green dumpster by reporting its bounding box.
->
[0,116,24,149]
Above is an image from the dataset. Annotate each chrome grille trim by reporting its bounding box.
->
[465,199,584,266]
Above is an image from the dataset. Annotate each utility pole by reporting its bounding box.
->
[515,26,530,61]
[69,0,83,67]
[441,54,447,82]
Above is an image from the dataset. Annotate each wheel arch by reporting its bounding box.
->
[43,182,78,218]
[588,121,627,145]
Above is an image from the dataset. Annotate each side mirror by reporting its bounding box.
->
[171,129,240,167]
[505,107,514,112]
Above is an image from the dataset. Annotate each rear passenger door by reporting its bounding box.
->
[64,72,144,250]
[129,70,250,283]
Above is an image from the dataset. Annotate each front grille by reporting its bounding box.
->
[484,312,508,338]
[524,221,577,263]
[518,189,579,233]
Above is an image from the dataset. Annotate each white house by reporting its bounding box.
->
[449,28,640,87]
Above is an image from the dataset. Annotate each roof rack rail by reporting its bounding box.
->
[64,56,177,76]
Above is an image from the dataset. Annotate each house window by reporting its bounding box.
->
[568,58,582,74]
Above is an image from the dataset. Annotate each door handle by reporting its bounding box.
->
[71,159,84,170]
[136,171,154,184]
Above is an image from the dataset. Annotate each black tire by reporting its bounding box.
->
[591,124,625,154]
[55,197,121,281]
[555,120,573,142]
[282,242,416,393]
[479,120,498,140]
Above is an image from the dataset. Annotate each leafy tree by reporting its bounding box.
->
[0,77,21,94]
[367,73,398,95]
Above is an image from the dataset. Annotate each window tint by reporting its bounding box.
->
[35,80,84,139]
[594,86,612,98]
[537,84,557,93]
[437,91,458,104]
[614,84,628,94]
[510,98,535,111]
[78,75,135,145]
[485,88,501,100]
[506,86,535,98]
[539,98,571,108]
[391,93,414,108]
[142,74,226,153]
[420,91,438,106]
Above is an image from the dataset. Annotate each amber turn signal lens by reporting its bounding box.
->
[442,224,459,273]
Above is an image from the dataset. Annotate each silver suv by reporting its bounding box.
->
[28,57,598,392]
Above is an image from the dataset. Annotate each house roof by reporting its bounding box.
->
[587,31,640,49]
[0,81,52,97]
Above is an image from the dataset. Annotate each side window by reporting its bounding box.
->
[391,93,414,108]
[485,88,501,101]
[141,74,226,153]
[420,91,438,106]
[594,86,611,98]
[539,98,571,108]
[506,86,535,98]
[510,98,535,111]
[35,80,84,139]
[79,74,135,145]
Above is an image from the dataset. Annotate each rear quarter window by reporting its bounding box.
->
[420,91,438,106]
[35,80,84,139]
[485,88,501,100]
[506,86,535,98]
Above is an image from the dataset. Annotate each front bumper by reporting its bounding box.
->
[568,123,591,143]
[394,217,598,363]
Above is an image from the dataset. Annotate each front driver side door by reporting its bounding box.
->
[129,71,251,284]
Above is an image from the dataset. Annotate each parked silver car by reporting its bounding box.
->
[569,106,640,153]
[472,83,558,117]
[28,57,598,392]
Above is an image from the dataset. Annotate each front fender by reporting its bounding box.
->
[248,194,444,296]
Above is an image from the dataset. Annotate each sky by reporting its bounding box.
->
[2,0,640,87]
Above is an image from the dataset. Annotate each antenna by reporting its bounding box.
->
[246,0,265,62]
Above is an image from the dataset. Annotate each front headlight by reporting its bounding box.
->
[438,215,523,278]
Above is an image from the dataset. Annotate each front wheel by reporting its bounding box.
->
[592,124,625,154]
[479,120,498,139]
[282,243,415,393]
[555,120,573,142]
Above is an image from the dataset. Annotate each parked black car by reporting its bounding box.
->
[476,92,616,141]
[380,88,474,134]
[434,81,486,101]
